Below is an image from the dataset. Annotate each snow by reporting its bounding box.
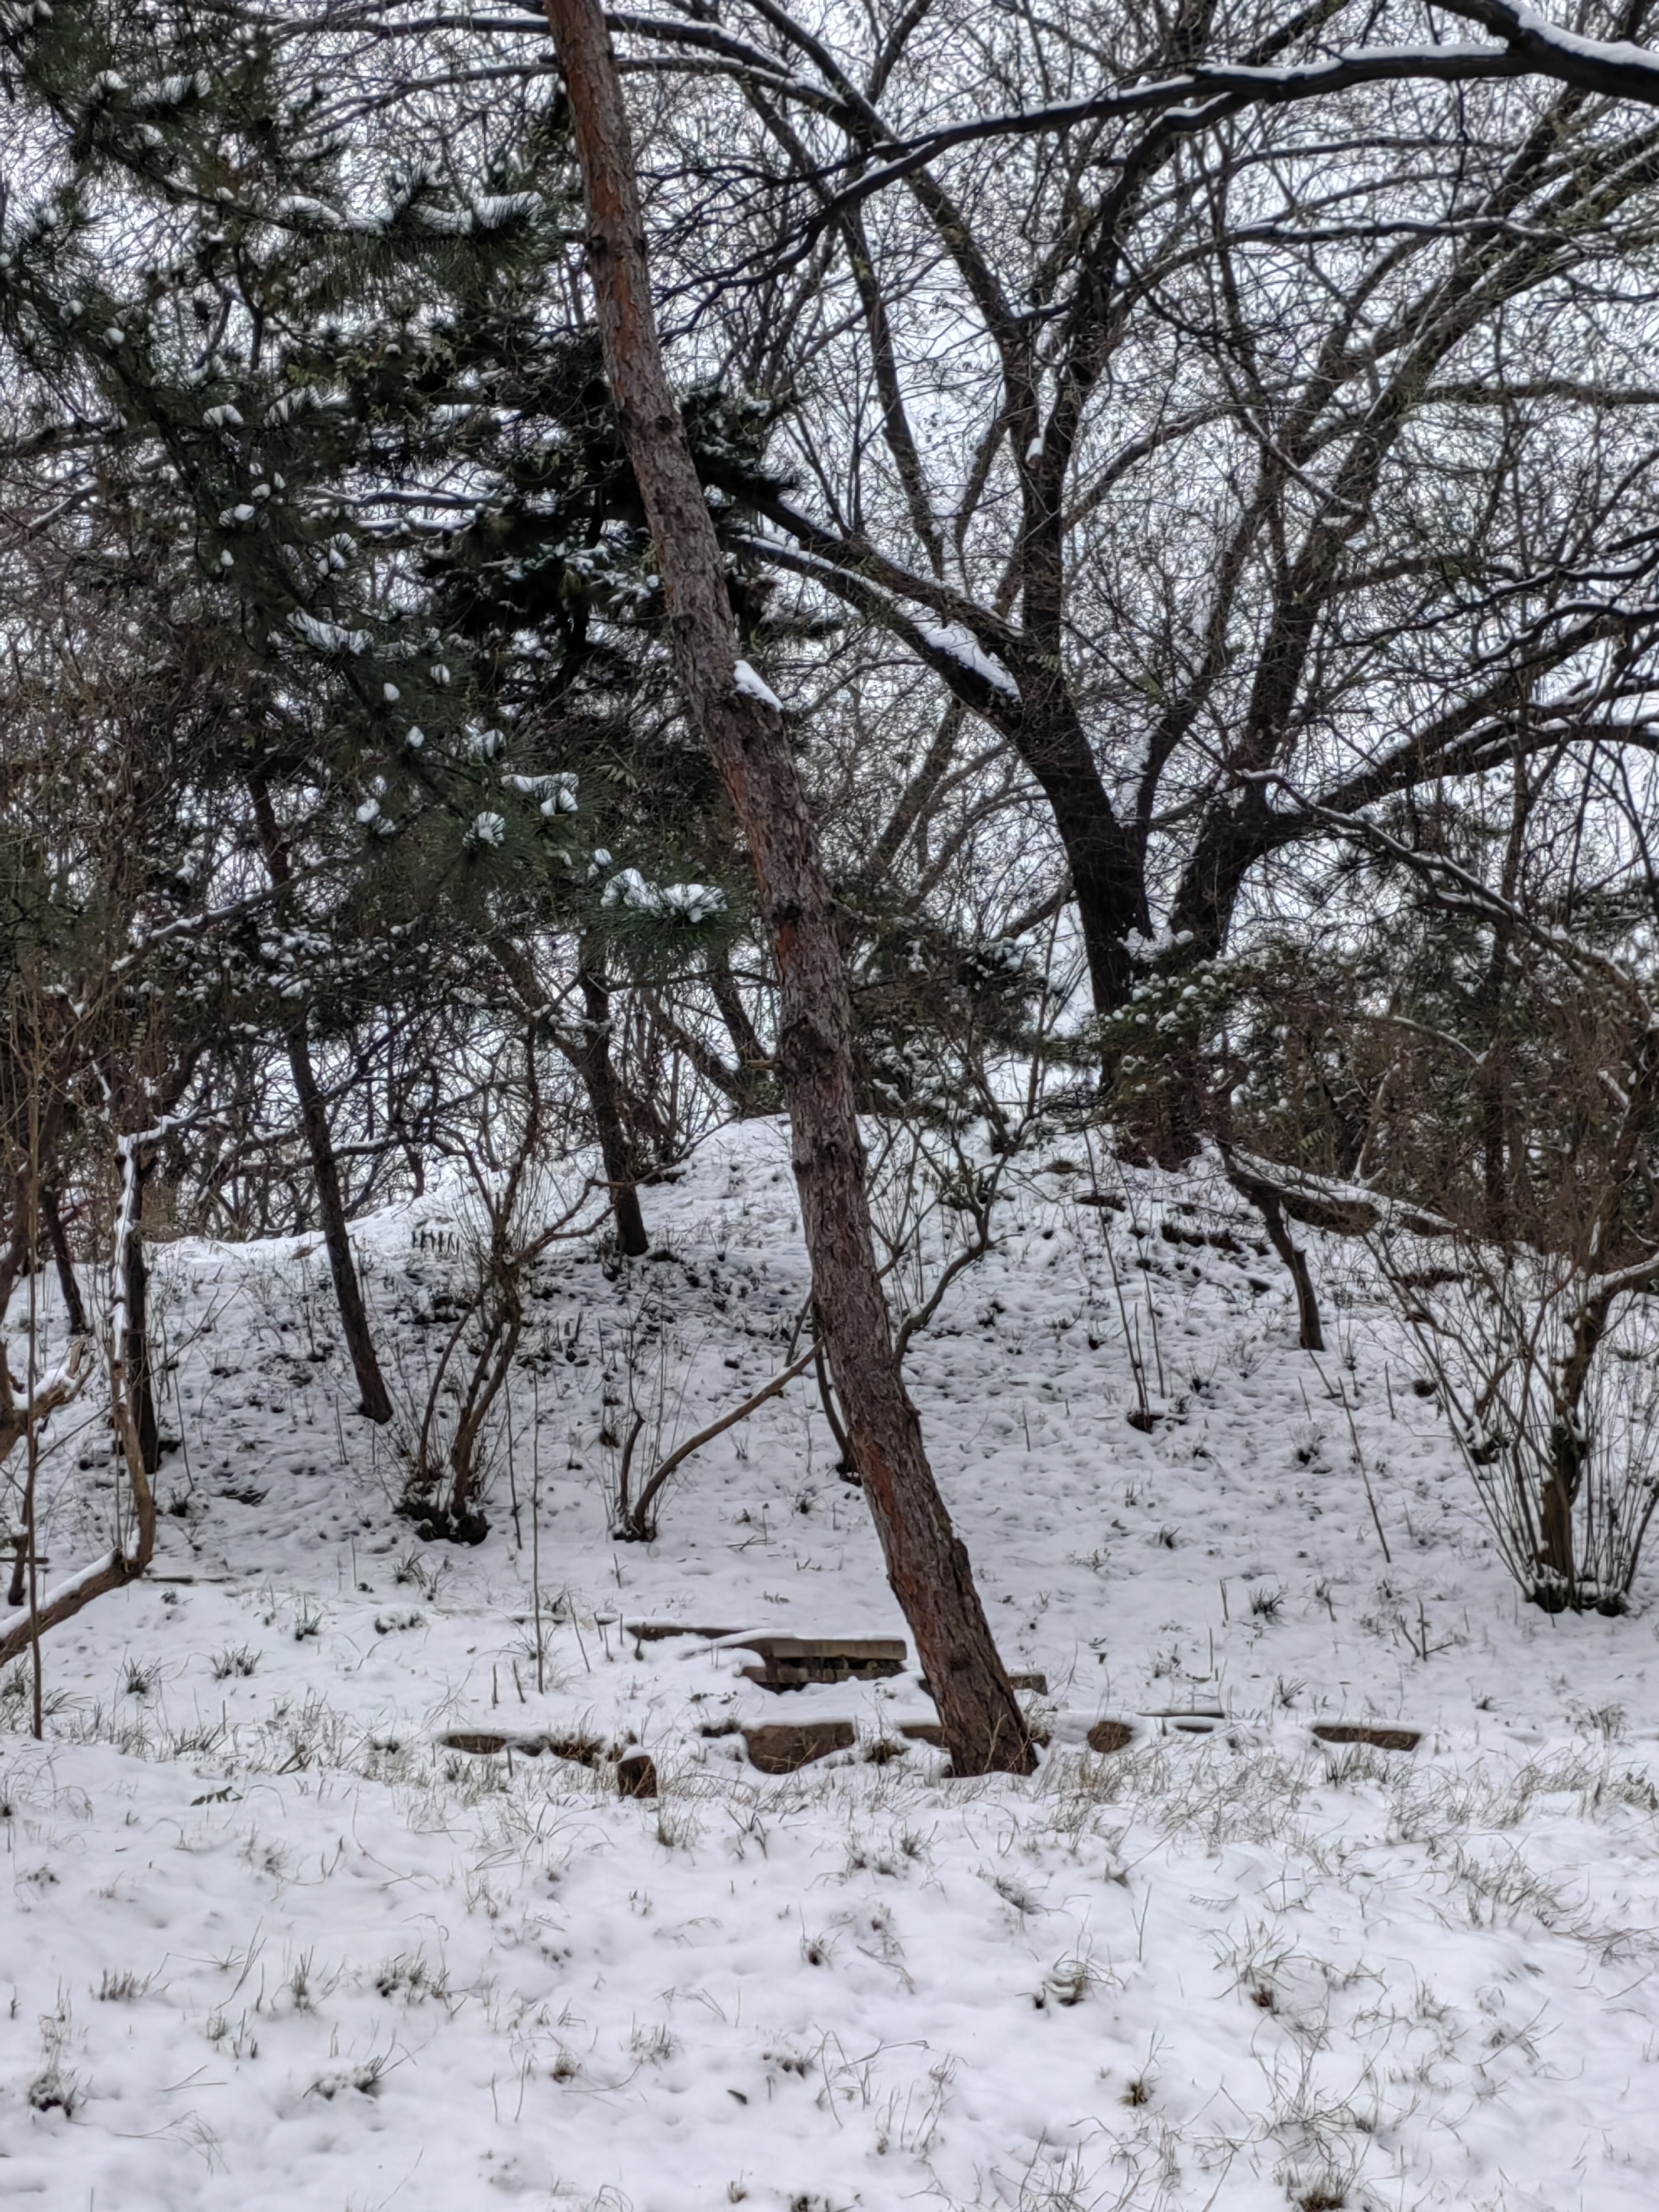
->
[502,771,579,815]
[473,193,542,228]
[6,1123,1659,2209]
[1497,1,1659,84]
[920,621,1020,699]
[287,611,370,656]
[602,867,726,923]
[270,195,345,230]
[132,71,211,109]
[733,659,783,712]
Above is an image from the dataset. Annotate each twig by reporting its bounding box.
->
[1313,1356,1392,1565]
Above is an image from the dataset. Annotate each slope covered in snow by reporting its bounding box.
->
[3,1120,1658,2212]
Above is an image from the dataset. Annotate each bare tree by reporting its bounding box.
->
[555,0,1659,1171]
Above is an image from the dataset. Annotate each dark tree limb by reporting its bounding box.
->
[248,777,393,1421]
[41,1188,87,1338]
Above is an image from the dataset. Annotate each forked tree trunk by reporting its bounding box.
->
[1223,1155,1324,1352]
[1253,1186,1324,1354]
[249,778,393,1422]
[543,0,1031,1773]
[709,952,776,1116]
[1535,1291,1613,1606]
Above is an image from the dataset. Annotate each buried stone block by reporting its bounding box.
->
[1086,1719,1136,1756]
[616,1750,658,1798]
[1312,1722,1421,1753]
[625,1621,742,1645]
[1142,1705,1224,1736]
[732,1635,906,1690]
[744,1719,856,1774]
[440,1729,604,1766]
[442,1730,509,1757]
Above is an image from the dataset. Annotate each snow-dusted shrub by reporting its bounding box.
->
[1381,1236,1659,1614]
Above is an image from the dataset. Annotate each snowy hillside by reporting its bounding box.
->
[4,1121,1658,2212]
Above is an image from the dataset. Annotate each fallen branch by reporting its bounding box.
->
[1222,1147,1455,1241]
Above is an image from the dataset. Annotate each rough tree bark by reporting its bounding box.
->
[248,778,394,1422]
[542,0,1032,1772]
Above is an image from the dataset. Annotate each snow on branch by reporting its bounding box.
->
[611,4,1659,232]
[733,659,784,712]
[918,624,1020,701]
[1257,774,1657,1027]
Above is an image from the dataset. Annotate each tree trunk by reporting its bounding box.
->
[1224,1158,1324,1352]
[1008,684,1145,1015]
[573,945,650,1257]
[1535,1290,1613,1607]
[543,0,1031,1773]
[248,778,393,1422]
[0,1137,152,1677]
[41,1186,87,1337]
[285,1026,394,1421]
[1538,1417,1582,1606]
[708,953,775,1115]
[123,1151,163,1475]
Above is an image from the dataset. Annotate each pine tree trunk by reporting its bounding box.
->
[542,0,1031,1773]
[248,778,393,1423]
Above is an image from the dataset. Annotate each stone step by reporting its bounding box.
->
[1313,1722,1421,1752]
[744,1719,856,1773]
[617,1750,658,1798]
[918,1668,1047,1696]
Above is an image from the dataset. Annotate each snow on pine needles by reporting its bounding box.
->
[5,1120,1659,2212]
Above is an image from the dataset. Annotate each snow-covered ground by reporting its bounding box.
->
[4,1121,1659,2212]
